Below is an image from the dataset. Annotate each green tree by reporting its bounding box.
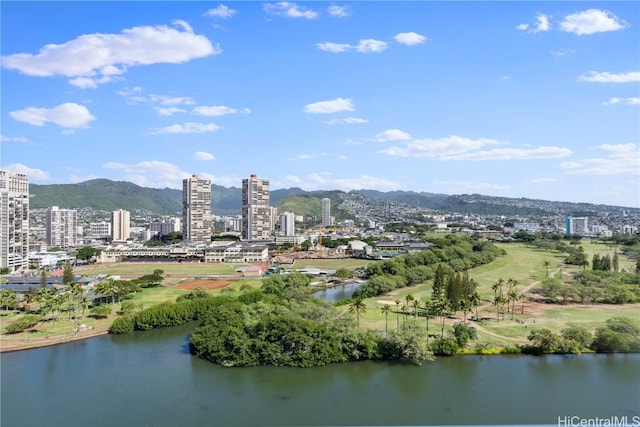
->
[526,328,563,354]
[380,305,391,334]
[394,299,401,330]
[62,263,75,287]
[348,298,367,329]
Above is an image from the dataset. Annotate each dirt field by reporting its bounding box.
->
[175,280,231,290]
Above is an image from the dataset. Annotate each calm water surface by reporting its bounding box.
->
[2,323,639,427]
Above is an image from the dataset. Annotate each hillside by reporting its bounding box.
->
[30,179,182,213]
[28,179,638,217]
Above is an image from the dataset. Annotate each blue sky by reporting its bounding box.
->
[1,1,639,208]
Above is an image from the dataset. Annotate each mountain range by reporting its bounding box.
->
[29,179,637,218]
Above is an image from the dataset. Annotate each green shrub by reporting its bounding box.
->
[90,305,112,318]
[430,338,459,356]
[109,316,135,334]
[3,314,41,334]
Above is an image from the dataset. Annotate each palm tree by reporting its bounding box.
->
[348,298,367,329]
[394,299,401,330]
[380,305,391,334]
[422,300,432,342]
[518,293,527,315]
[412,299,420,320]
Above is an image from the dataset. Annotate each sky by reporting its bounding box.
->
[1,1,639,208]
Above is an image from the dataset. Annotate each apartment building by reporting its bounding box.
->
[183,175,212,245]
[242,174,271,240]
[0,170,29,272]
[46,206,78,248]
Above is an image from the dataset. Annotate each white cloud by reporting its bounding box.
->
[3,163,50,181]
[276,173,401,192]
[356,39,388,53]
[316,42,352,53]
[119,89,196,106]
[149,122,221,134]
[194,151,216,160]
[10,102,95,128]
[157,107,186,116]
[304,97,354,114]
[394,32,427,46]
[192,105,249,116]
[317,39,388,53]
[327,5,349,18]
[560,9,627,35]
[499,75,510,81]
[603,97,640,106]
[561,144,640,175]
[205,5,237,19]
[103,160,192,189]
[0,135,30,143]
[443,146,572,161]
[517,13,551,33]
[338,155,348,160]
[375,129,412,142]
[550,48,574,57]
[434,181,510,191]
[1,21,218,88]
[579,71,640,83]
[379,135,571,160]
[380,136,499,158]
[325,117,369,125]
[263,2,318,19]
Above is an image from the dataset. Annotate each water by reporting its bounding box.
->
[312,282,363,302]
[2,323,638,427]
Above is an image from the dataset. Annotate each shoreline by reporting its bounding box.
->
[0,326,110,353]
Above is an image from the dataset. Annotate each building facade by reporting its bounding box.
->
[322,198,331,226]
[279,211,296,236]
[46,206,78,248]
[242,174,271,240]
[112,209,131,241]
[0,170,29,272]
[89,221,112,238]
[566,215,588,235]
[183,175,212,245]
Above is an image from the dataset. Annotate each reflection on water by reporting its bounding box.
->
[312,282,363,302]
[2,323,639,427]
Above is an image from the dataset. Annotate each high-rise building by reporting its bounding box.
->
[0,170,29,272]
[242,174,271,240]
[565,215,588,236]
[322,198,331,226]
[46,206,78,248]
[279,211,296,236]
[183,175,212,245]
[111,209,131,241]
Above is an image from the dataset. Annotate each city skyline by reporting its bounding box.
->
[1,2,639,208]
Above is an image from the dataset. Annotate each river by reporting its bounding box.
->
[1,322,638,427]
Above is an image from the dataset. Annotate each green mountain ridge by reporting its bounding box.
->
[28,179,638,217]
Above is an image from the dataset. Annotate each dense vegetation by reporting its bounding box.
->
[354,234,503,299]
[110,273,434,367]
[523,317,640,354]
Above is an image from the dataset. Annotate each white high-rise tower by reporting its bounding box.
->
[0,170,29,272]
[242,174,271,240]
[183,175,212,245]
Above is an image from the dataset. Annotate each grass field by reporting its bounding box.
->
[2,242,638,352]
[74,262,251,277]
